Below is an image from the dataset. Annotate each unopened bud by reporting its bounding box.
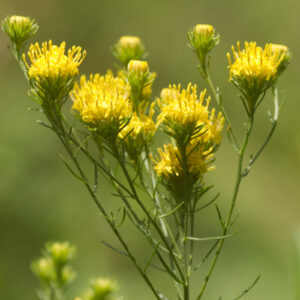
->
[271,44,291,76]
[119,36,142,48]
[90,278,117,298]
[112,35,145,66]
[195,24,214,37]
[46,241,76,266]
[31,257,55,283]
[1,15,38,45]
[188,23,219,55]
[127,60,149,74]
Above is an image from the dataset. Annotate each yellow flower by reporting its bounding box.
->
[227,42,287,112]
[119,102,156,140]
[24,41,85,81]
[154,143,215,182]
[71,72,132,134]
[157,83,224,145]
[118,102,156,160]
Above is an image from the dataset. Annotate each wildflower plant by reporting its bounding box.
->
[3,15,291,300]
[32,241,120,300]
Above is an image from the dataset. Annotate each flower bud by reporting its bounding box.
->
[119,36,141,48]
[188,24,220,55]
[31,257,55,284]
[127,60,149,75]
[90,278,117,299]
[271,44,291,76]
[112,35,145,66]
[46,241,76,267]
[125,60,152,111]
[1,15,38,46]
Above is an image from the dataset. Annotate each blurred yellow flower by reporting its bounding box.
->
[119,35,142,48]
[113,35,145,66]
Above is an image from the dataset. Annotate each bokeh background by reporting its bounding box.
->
[1,0,300,299]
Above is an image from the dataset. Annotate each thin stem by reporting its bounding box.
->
[197,117,254,300]
[242,85,279,177]
[50,124,162,300]
[114,145,185,282]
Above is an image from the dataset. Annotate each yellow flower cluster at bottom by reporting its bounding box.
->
[154,143,214,182]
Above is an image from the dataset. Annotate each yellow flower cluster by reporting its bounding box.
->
[154,143,215,181]
[24,41,86,81]
[154,83,224,184]
[118,102,157,160]
[71,72,132,126]
[158,83,224,144]
[227,42,283,83]
[119,102,156,140]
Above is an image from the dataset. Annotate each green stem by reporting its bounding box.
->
[50,124,162,300]
[197,117,253,300]
[242,85,279,177]
[114,145,185,283]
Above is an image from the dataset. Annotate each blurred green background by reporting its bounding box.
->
[1,0,299,299]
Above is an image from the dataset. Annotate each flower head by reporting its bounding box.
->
[78,278,118,300]
[125,60,154,111]
[112,35,145,66]
[25,41,85,81]
[1,15,38,45]
[119,102,157,161]
[188,24,220,68]
[127,59,149,75]
[154,143,215,199]
[157,83,224,146]
[270,44,291,75]
[71,72,132,140]
[227,41,287,112]
[24,41,86,101]
[46,241,76,267]
[31,257,56,284]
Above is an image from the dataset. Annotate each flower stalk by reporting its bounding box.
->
[3,16,290,300]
